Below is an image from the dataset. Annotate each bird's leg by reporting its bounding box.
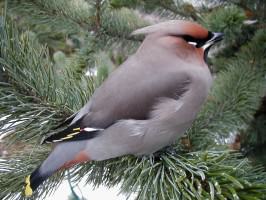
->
[164,145,177,155]
[154,145,176,156]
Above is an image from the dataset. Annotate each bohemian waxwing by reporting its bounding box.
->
[24,20,223,196]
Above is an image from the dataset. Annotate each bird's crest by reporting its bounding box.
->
[131,20,209,40]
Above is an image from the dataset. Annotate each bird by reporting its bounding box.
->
[24,20,223,197]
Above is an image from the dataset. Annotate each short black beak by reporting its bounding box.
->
[195,32,224,48]
[210,32,224,43]
[201,32,224,50]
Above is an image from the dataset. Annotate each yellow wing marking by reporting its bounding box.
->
[61,135,74,140]
[52,128,81,142]
[68,131,80,136]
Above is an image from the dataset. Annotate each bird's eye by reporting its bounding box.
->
[181,35,203,48]
[181,32,214,48]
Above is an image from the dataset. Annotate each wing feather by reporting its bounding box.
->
[42,118,102,144]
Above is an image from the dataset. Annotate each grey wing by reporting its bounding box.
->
[79,58,191,129]
[44,59,191,143]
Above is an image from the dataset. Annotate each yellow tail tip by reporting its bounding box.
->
[24,175,33,197]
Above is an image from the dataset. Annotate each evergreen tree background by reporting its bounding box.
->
[0,0,266,199]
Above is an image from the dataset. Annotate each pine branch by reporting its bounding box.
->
[157,0,199,21]
[99,7,148,42]
[7,1,149,78]
[9,0,148,77]
[202,5,254,73]
[8,0,93,35]
[70,151,266,200]
[225,0,266,21]
[110,0,201,21]
[0,16,97,142]
[205,5,246,44]
[8,1,147,46]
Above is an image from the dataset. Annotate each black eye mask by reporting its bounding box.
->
[182,31,213,48]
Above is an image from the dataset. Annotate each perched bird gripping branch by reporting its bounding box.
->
[24,20,223,197]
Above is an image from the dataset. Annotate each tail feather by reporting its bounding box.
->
[24,166,51,197]
[24,176,33,197]
[24,141,88,196]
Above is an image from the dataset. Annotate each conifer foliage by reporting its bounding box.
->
[0,0,266,199]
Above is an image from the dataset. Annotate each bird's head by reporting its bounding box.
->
[132,20,224,62]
